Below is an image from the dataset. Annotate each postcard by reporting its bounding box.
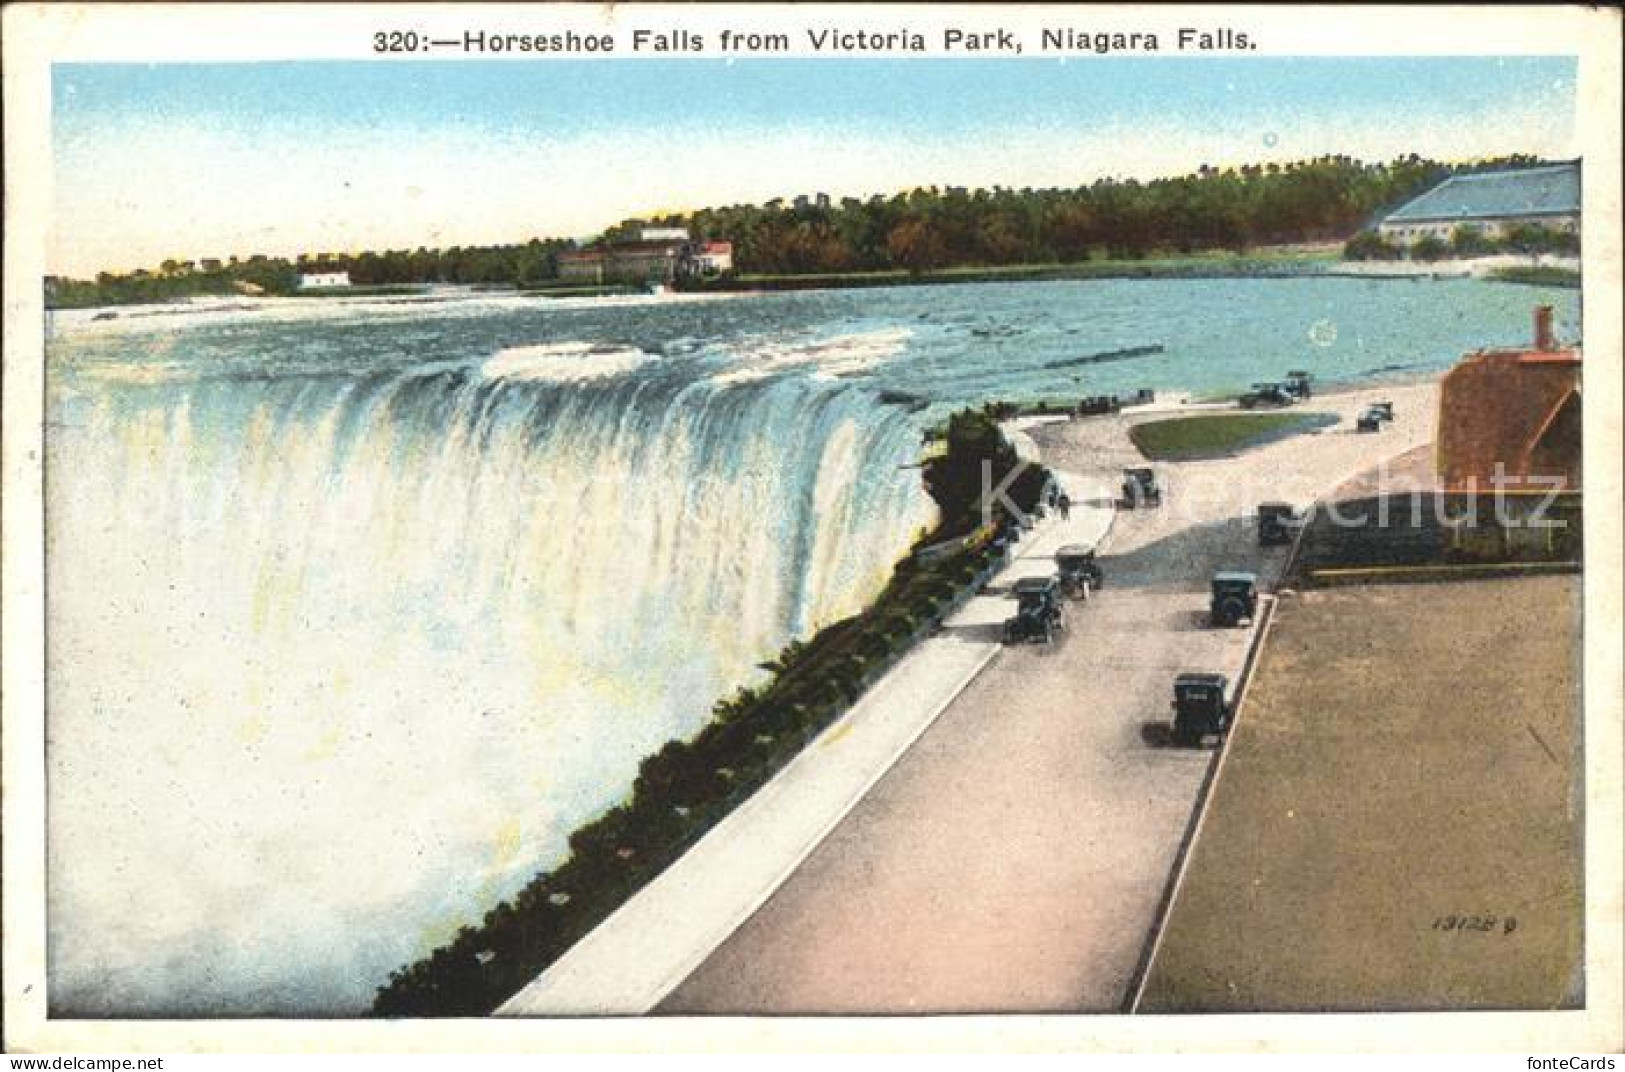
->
[3,2,1620,1057]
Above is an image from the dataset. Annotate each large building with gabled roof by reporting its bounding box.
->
[1376,162,1580,246]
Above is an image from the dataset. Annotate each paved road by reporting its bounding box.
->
[498,465,1113,1016]
[662,383,1439,1014]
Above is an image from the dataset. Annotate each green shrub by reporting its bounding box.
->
[1343,230,1400,261]
[1411,236,1449,262]
[1503,223,1579,256]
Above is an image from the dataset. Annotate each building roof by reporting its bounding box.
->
[1436,345,1581,491]
[1383,163,1580,225]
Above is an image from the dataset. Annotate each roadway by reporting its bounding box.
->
[661,381,1439,1013]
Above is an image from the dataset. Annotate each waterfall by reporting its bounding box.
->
[45,332,934,1016]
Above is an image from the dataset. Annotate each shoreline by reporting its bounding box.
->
[44,252,1578,317]
[683,253,1337,294]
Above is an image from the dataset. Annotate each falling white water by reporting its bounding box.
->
[45,324,934,1016]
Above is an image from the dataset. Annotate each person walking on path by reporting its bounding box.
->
[1058,492,1071,521]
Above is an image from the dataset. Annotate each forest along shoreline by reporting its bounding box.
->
[44,152,1576,309]
[45,244,1579,313]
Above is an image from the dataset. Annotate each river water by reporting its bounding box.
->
[43,277,1578,1015]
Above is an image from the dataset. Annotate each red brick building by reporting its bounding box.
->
[1436,306,1581,492]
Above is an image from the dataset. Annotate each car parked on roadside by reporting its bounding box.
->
[1240,383,1294,409]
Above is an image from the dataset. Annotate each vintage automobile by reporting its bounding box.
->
[1054,544,1104,599]
[1356,407,1385,433]
[1078,394,1122,417]
[1120,466,1163,509]
[1004,575,1066,644]
[1209,570,1259,627]
[1257,501,1306,546]
[1170,672,1233,746]
[1283,370,1314,400]
[1239,382,1295,409]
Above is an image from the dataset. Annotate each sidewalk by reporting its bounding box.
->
[497,469,1112,1016]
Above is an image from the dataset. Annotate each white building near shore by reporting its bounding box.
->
[1375,162,1580,246]
[297,270,351,290]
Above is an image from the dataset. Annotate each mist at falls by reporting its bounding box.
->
[46,307,933,1015]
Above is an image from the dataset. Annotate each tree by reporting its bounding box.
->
[885,218,947,273]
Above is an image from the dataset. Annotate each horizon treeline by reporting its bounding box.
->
[46,153,1552,307]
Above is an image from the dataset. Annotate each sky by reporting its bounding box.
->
[50,56,1577,277]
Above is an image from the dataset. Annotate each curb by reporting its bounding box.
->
[1125,593,1278,1014]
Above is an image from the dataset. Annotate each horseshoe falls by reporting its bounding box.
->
[42,278,1577,1015]
[44,299,935,1016]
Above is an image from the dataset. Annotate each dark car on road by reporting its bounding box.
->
[1054,544,1103,599]
[1257,502,1306,546]
[1004,575,1066,644]
[1120,467,1162,509]
[1209,571,1259,627]
[1171,672,1232,747]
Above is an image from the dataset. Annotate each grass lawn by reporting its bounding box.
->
[1488,265,1581,289]
[1139,577,1582,1012]
[1129,411,1338,461]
